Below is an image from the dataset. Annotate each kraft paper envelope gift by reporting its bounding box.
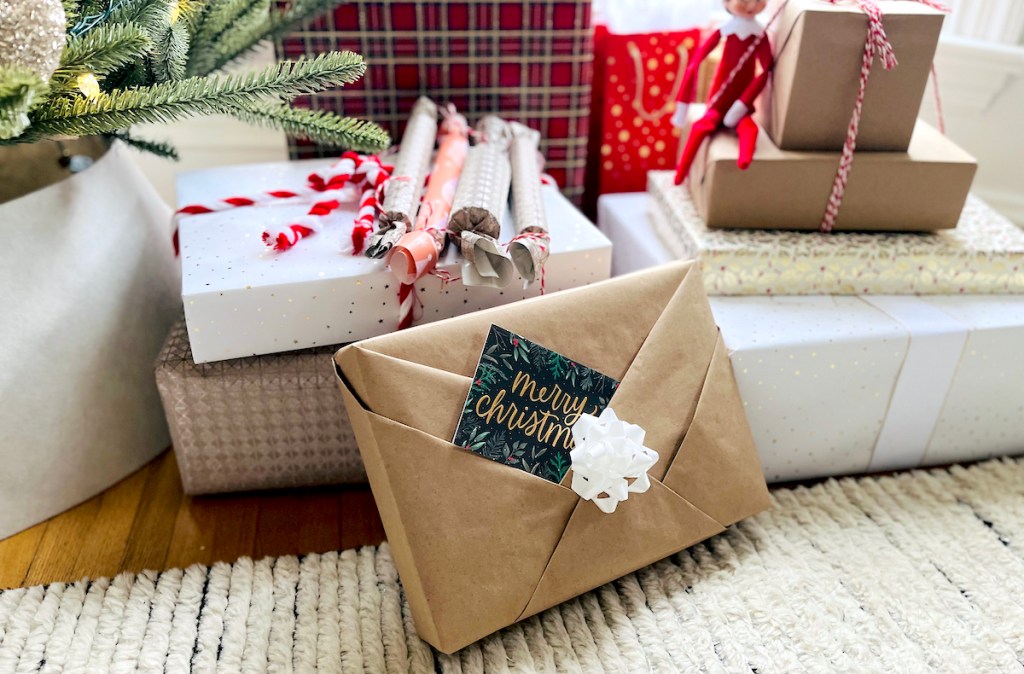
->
[334,261,770,653]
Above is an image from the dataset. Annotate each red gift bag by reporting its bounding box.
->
[584,26,700,215]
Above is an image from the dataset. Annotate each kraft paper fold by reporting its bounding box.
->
[335,261,769,653]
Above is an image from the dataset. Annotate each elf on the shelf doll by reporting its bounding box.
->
[672,0,773,185]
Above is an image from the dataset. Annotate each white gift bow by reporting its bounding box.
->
[569,408,659,514]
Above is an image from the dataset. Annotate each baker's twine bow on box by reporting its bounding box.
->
[570,408,659,514]
[175,151,393,253]
[708,0,948,233]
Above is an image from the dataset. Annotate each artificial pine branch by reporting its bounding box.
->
[61,0,82,29]
[109,130,179,158]
[199,0,342,75]
[0,67,49,140]
[22,52,367,140]
[186,0,264,75]
[107,0,175,40]
[152,21,190,81]
[224,101,390,152]
[55,23,151,81]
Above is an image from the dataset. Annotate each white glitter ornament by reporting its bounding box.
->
[0,0,67,82]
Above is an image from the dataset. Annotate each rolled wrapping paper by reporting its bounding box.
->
[507,122,550,287]
[448,115,514,288]
[365,96,438,259]
[389,108,471,285]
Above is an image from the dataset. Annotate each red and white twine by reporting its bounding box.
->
[508,231,550,294]
[176,151,393,253]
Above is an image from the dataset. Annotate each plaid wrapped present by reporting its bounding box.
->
[277,0,594,204]
[155,318,364,494]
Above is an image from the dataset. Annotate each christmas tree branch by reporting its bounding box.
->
[109,130,179,159]
[23,51,366,139]
[152,21,190,81]
[223,101,390,152]
[192,0,343,76]
[0,67,49,140]
[55,23,151,81]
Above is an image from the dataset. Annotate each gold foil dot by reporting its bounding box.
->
[650,85,661,97]
[665,53,675,65]
[601,144,612,157]
[611,104,622,117]
[647,57,658,70]
[603,160,613,170]
[618,130,629,142]
[639,146,651,159]
[655,140,666,152]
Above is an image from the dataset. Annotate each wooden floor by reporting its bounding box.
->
[0,449,385,590]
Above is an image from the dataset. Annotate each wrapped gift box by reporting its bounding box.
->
[760,0,944,152]
[647,171,1024,295]
[599,191,1024,482]
[334,262,768,653]
[684,116,976,231]
[155,318,364,495]
[177,160,612,364]
[277,0,593,203]
[714,294,1024,482]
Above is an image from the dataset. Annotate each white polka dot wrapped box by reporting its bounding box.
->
[711,294,1024,483]
[647,170,1024,296]
[177,160,612,364]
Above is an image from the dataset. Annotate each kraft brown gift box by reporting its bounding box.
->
[759,0,944,152]
[689,115,976,231]
[334,262,770,653]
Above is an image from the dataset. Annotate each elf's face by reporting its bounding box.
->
[725,0,767,19]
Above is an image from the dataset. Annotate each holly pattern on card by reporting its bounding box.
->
[453,324,620,483]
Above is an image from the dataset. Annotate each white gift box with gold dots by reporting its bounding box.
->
[600,190,1024,483]
[176,160,611,364]
[712,294,1024,482]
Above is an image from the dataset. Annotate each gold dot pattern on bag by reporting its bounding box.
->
[618,130,629,142]
[611,104,622,117]
[655,140,666,152]
[600,144,611,157]
[639,146,651,159]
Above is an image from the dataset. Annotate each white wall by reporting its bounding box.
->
[920,36,1024,225]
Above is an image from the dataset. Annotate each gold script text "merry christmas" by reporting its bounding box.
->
[472,371,603,450]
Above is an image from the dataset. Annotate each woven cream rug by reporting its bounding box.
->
[3,458,1024,672]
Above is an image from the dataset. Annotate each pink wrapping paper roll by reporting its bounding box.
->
[389,108,470,285]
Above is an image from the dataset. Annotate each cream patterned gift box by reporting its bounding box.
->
[647,171,1024,296]
[155,318,363,494]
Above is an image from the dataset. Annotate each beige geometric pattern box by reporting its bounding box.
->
[648,170,1024,296]
[155,318,364,494]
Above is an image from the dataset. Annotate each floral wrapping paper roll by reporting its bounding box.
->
[449,116,515,288]
[508,122,550,286]
[366,96,438,259]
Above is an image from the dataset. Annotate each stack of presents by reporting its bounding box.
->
[147,0,1024,650]
[157,0,1024,496]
